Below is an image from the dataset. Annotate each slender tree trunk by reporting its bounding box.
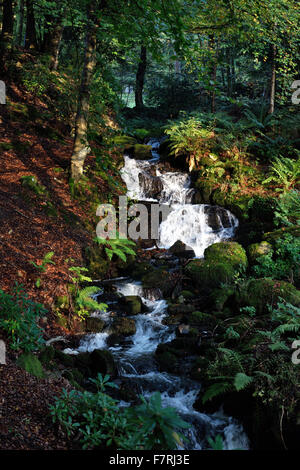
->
[44,20,64,70]
[269,43,276,114]
[71,5,97,181]
[135,45,147,110]
[16,0,25,46]
[209,36,217,114]
[1,0,14,50]
[25,0,37,50]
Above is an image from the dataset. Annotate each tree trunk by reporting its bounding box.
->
[1,0,14,50]
[25,0,37,50]
[135,45,147,110]
[71,6,97,182]
[16,0,25,46]
[269,43,276,114]
[44,20,63,70]
[209,36,217,114]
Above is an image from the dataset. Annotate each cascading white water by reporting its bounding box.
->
[120,145,238,256]
[159,204,239,257]
[70,140,249,450]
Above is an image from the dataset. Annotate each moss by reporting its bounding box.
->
[111,317,136,336]
[17,353,45,379]
[168,303,194,315]
[248,241,273,264]
[130,261,155,279]
[112,135,137,150]
[84,244,109,279]
[121,295,143,315]
[85,317,105,333]
[185,259,235,289]
[142,268,173,294]
[132,144,152,160]
[39,346,56,369]
[204,242,248,270]
[210,287,235,312]
[54,349,75,368]
[20,175,46,196]
[189,311,215,327]
[179,290,195,299]
[235,278,300,315]
[0,142,14,151]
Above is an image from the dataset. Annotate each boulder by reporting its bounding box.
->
[120,295,143,315]
[168,240,195,258]
[85,317,106,333]
[185,258,235,289]
[132,144,152,160]
[204,242,248,270]
[204,206,233,231]
[138,172,163,198]
[247,241,273,264]
[111,317,136,336]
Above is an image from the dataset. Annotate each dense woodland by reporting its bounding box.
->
[0,0,299,452]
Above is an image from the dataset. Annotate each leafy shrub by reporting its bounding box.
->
[94,236,136,262]
[252,235,300,283]
[50,374,190,450]
[0,284,46,352]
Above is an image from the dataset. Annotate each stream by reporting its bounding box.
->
[65,139,249,450]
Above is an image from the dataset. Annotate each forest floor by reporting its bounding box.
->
[0,70,121,449]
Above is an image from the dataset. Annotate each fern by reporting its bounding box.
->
[262,156,300,192]
[234,372,253,391]
[202,382,233,404]
[94,236,136,263]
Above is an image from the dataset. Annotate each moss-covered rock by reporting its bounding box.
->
[235,278,300,315]
[112,135,137,150]
[132,144,152,160]
[204,242,248,270]
[189,311,216,327]
[185,242,247,290]
[89,349,116,377]
[168,304,195,315]
[210,286,235,312]
[17,353,45,378]
[111,317,136,336]
[120,295,143,315]
[142,268,175,296]
[185,258,235,289]
[85,317,106,333]
[39,346,56,370]
[84,244,109,279]
[248,241,273,264]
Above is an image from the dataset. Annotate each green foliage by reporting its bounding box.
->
[131,392,190,450]
[94,237,136,263]
[164,116,214,171]
[0,284,46,352]
[274,190,300,226]
[252,235,300,283]
[50,374,190,450]
[30,252,55,288]
[262,156,300,192]
[17,352,45,378]
[68,265,107,321]
[208,434,224,450]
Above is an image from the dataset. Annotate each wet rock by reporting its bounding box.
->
[120,295,143,315]
[111,317,136,336]
[204,206,232,230]
[168,240,195,258]
[168,303,194,315]
[185,242,248,290]
[131,144,152,160]
[139,172,163,198]
[89,349,116,377]
[85,317,106,333]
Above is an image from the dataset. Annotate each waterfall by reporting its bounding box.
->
[69,139,249,450]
